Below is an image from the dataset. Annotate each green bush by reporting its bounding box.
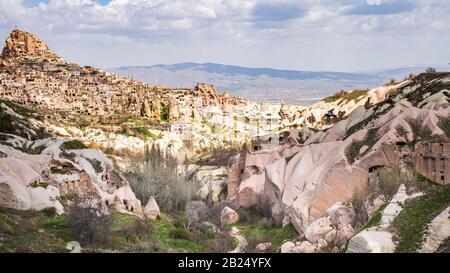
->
[57,193,78,207]
[168,227,192,240]
[0,112,13,133]
[437,115,450,140]
[60,140,87,150]
[345,128,379,164]
[404,72,450,106]
[28,181,49,189]
[40,207,57,218]
[50,167,70,175]
[160,105,169,121]
[392,185,450,253]
[238,205,265,225]
[88,159,103,173]
[104,147,115,154]
[406,117,445,144]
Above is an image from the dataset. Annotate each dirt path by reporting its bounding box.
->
[228,226,247,253]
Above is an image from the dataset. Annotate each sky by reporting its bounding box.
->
[0,0,449,72]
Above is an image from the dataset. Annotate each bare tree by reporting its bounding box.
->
[213,232,235,253]
[185,200,208,230]
[426,67,437,73]
[350,188,369,228]
[66,200,112,251]
[376,167,402,203]
[128,145,196,212]
[121,217,154,243]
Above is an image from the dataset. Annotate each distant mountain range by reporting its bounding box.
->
[109,63,449,105]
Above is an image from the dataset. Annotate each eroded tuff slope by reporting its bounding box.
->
[227,72,450,252]
[0,100,148,216]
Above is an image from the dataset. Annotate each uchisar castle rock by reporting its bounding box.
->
[0,29,449,253]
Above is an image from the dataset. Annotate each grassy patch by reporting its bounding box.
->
[359,203,387,232]
[0,100,36,118]
[134,127,158,140]
[271,224,298,248]
[119,127,159,141]
[109,211,139,249]
[407,117,445,144]
[56,193,78,208]
[405,73,450,106]
[391,184,450,253]
[0,206,69,253]
[323,89,369,103]
[345,102,394,138]
[234,222,298,251]
[345,128,379,164]
[153,213,209,252]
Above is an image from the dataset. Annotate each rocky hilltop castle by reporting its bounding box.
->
[0,29,246,121]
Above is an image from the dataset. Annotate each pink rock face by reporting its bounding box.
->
[293,241,317,253]
[0,155,63,214]
[238,172,265,207]
[229,92,450,239]
[305,216,334,244]
[326,202,356,228]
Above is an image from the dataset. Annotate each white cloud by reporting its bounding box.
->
[0,0,448,71]
[367,0,382,5]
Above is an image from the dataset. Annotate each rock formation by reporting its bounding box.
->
[143,196,160,220]
[419,206,450,253]
[221,206,239,225]
[150,96,161,121]
[168,97,179,123]
[0,101,144,217]
[1,28,65,65]
[195,83,220,106]
[227,72,450,252]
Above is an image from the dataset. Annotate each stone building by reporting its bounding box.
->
[251,134,280,152]
[414,142,450,185]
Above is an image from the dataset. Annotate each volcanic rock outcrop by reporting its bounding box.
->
[0,101,148,216]
[1,28,65,65]
[227,72,450,251]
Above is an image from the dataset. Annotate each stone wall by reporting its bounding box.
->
[414,142,450,185]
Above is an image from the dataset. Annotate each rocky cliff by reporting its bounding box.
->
[1,29,65,65]
[0,100,148,217]
[228,72,450,252]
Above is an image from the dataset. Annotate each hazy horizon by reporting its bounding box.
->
[107,62,449,74]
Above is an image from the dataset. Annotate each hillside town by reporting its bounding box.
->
[0,29,296,155]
